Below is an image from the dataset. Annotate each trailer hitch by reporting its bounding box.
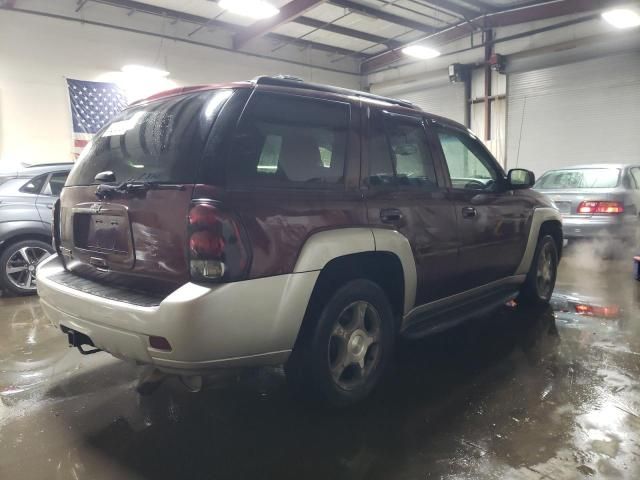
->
[62,327,103,355]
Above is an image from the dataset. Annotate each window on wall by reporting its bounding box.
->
[435,127,499,191]
[367,111,438,189]
[228,93,349,186]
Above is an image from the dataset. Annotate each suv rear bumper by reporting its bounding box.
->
[37,255,318,374]
[562,215,631,240]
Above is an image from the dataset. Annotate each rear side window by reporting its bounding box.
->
[227,92,349,187]
[629,168,640,190]
[66,89,234,186]
[367,111,438,189]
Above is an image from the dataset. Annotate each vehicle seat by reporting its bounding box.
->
[278,134,324,182]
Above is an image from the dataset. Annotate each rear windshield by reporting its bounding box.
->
[535,168,621,189]
[66,89,234,186]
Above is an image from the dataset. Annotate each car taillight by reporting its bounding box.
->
[577,201,624,214]
[187,201,250,282]
[575,304,620,318]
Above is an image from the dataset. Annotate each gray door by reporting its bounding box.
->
[506,52,640,176]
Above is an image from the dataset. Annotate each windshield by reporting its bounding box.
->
[66,89,234,186]
[535,168,621,189]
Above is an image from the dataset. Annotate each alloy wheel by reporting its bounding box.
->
[536,241,555,299]
[5,246,51,291]
[328,300,382,390]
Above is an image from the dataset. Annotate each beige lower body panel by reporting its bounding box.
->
[37,255,317,373]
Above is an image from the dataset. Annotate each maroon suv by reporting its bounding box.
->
[37,76,562,406]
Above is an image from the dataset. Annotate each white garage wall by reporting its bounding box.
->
[0,9,359,167]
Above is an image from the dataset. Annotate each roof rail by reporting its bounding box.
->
[22,162,74,168]
[251,75,416,109]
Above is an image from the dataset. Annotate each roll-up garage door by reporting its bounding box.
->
[506,51,640,176]
[394,83,466,124]
[371,78,466,125]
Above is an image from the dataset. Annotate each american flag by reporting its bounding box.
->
[67,78,127,158]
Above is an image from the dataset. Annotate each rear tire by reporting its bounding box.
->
[519,234,558,305]
[0,239,53,296]
[285,279,395,408]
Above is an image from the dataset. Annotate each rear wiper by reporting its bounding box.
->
[95,181,184,199]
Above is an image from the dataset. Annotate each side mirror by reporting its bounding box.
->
[507,168,535,189]
[94,170,116,183]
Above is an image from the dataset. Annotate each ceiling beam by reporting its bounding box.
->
[361,0,620,73]
[329,0,437,33]
[294,15,403,47]
[89,0,367,57]
[269,32,368,56]
[233,0,325,49]
[94,0,231,26]
[420,0,480,19]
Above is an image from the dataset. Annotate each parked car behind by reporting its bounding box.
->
[36,76,562,406]
[534,164,640,244]
[0,162,72,294]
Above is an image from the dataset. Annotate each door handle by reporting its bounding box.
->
[380,208,404,224]
[46,204,53,210]
[461,206,477,219]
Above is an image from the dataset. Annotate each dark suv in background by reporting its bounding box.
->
[37,76,562,406]
[0,163,71,294]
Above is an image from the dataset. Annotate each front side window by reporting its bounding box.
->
[19,174,47,195]
[436,127,499,191]
[42,172,69,196]
[228,93,349,186]
[367,111,438,189]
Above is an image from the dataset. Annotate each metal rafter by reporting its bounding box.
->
[294,16,404,47]
[233,0,326,49]
[409,0,479,19]
[361,0,622,73]
[329,0,437,32]
[373,0,461,24]
[85,0,367,58]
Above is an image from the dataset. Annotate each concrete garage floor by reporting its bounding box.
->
[1,250,639,480]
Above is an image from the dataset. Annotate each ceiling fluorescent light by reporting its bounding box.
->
[121,65,170,77]
[219,0,280,20]
[402,45,441,60]
[602,8,640,29]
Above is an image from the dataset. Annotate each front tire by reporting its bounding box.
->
[519,234,558,305]
[0,239,53,295]
[285,279,395,408]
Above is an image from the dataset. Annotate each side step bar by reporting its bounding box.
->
[401,276,526,340]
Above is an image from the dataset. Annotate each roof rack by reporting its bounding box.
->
[251,75,416,109]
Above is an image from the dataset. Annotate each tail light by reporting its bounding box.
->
[187,201,250,282]
[575,304,620,318]
[577,201,624,214]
